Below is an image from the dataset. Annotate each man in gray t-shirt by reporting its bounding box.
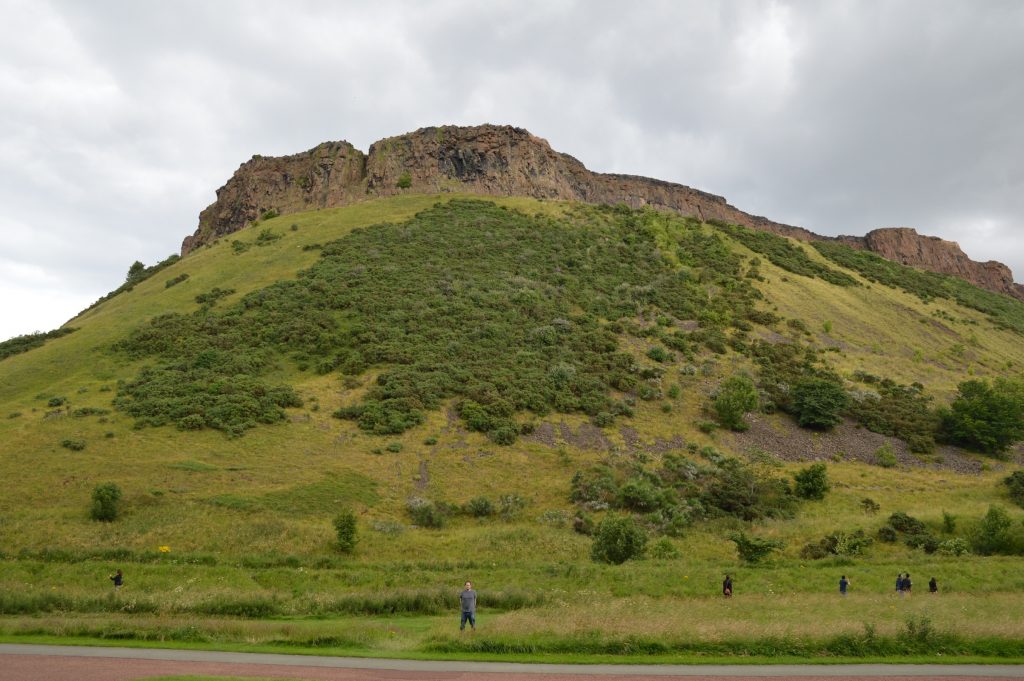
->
[460,581,477,631]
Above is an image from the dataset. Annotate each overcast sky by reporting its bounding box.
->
[2,0,1022,341]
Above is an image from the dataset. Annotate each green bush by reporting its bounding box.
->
[164,273,189,288]
[464,496,495,518]
[649,537,680,559]
[793,462,830,500]
[60,438,85,451]
[939,378,1024,456]
[728,531,783,564]
[875,443,898,468]
[860,497,880,514]
[396,171,412,189]
[333,510,358,553]
[800,529,872,559]
[0,327,77,362]
[712,373,759,431]
[937,538,970,556]
[791,377,848,429]
[90,483,123,522]
[591,515,648,564]
[971,505,1014,555]
[1005,471,1024,509]
[406,498,448,529]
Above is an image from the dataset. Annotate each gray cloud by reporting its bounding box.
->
[1,0,1021,341]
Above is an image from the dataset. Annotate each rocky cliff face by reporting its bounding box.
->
[838,228,1024,300]
[181,124,1021,299]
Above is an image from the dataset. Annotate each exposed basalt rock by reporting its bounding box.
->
[181,124,1020,299]
[838,228,1024,300]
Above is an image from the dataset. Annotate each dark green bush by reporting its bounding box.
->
[800,529,872,559]
[971,505,1016,556]
[711,221,857,287]
[793,463,830,500]
[847,379,937,453]
[90,482,123,521]
[333,510,358,553]
[396,172,412,189]
[1004,471,1024,509]
[0,327,77,362]
[791,377,848,429]
[464,496,495,517]
[729,531,783,564]
[406,497,447,528]
[938,378,1024,456]
[591,515,647,564]
[61,438,85,451]
[713,373,759,431]
[164,273,189,288]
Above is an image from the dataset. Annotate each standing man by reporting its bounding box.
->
[839,574,850,597]
[904,573,912,596]
[460,580,477,632]
[722,574,733,598]
[110,569,123,591]
[929,576,938,594]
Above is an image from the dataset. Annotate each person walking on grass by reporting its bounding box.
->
[929,576,938,594]
[903,573,912,596]
[459,580,477,632]
[109,569,123,591]
[839,574,850,597]
[722,574,733,598]
[896,573,905,597]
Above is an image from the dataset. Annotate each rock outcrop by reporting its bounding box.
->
[181,124,1021,299]
[838,228,1024,300]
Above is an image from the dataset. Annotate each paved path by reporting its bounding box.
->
[2,644,1022,680]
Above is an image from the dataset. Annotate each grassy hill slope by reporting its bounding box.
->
[1,194,1024,659]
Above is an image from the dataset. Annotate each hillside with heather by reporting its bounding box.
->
[2,189,1024,659]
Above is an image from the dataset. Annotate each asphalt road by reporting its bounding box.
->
[2,644,1022,680]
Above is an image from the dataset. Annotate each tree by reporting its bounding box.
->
[126,260,145,282]
[971,505,1013,555]
[728,531,784,564]
[333,510,358,553]
[1005,471,1024,509]
[591,515,647,564]
[396,171,412,190]
[793,462,830,500]
[90,482,123,522]
[713,373,759,431]
[939,378,1024,456]
[791,377,848,429]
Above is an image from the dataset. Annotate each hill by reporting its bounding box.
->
[181,124,1024,301]
[1,194,1024,659]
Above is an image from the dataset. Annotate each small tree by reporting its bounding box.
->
[126,260,145,282]
[939,378,1024,456]
[591,515,647,564]
[793,463,830,500]
[791,377,848,430]
[860,497,880,515]
[729,531,784,564]
[971,505,1013,556]
[333,510,358,553]
[713,373,759,431]
[90,482,123,522]
[396,171,413,190]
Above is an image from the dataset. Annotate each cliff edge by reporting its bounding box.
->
[181,124,1022,300]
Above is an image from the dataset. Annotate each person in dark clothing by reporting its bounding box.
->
[109,569,123,590]
[722,575,733,598]
[904,573,912,595]
[929,577,937,594]
[459,581,477,631]
[839,575,850,596]
[896,573,904,596]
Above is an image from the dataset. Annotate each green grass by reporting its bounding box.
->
[2,194,1024,660]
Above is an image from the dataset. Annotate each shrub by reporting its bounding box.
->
[793,463,830,500]
[48,396,67,407]
[791,377,848,429]
[728,531,783,564]
[877,525,898,543]
[875,443,898,468]
[646,346,672,363]
[464,496,495,518]
[942,511,957,533]
[396,172,412,189]
[591,515,647,564]
[1005,471,1024,509]
[800,529,873,559]
[333,510,358,553]
[385,442,403,453]
[937,538,970,556]
[649,537,680,559]
[592,411,614,427]
[60,438,85,451]
[573,513,595,536]
[498,494,527,519]
[406,498,447,529]
[713,373,759,431]
[939,378,1024,456]
[164,273,189,288]
[971,505,1014,555]
[90,483,123,522]
[887,511,926,535]
[860,497,880,515]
